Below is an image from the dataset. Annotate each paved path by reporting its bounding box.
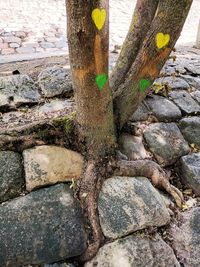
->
[0,0,199,62]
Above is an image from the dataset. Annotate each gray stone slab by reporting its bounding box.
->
[38,67,73,98]
[170,208,200,267]
[85,234,180,267]
[181,75,200,90]
[144,123,190,166]
[179,153,200,196]
[146,95,182,122]
[169,90,200,115]
[191,90,200,103]
[0,151,24,203]
[16,47,35,54]
[154,77,190,90]
[185,64,200,76]
[40,42,55,49]
[129,102,150,122]
[0,184,86,266]
[179,117,200,147]
[0,51,67,64]
[119,134,149,160]
[0,74,41,109]
[34,99,73,115]
[98,177,170,239]
[2,36,21,44]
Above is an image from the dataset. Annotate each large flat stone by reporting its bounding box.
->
[179,117,200,148]
[0,151,24,203]
[34,99,74,115]
[170,208,200,267]
[144,123,190,166]
[181,75,200,90]
[23,145,84,192]
[85,234,180,267]
[146,95,182,122]
[169,90,200,115]
[154,77,190,90]
[38,67,73,98]
[130,102,150,122]
[119,134,149,160]
[98,177,170,239]
[179,153,200,196]
[0,184,86,266]
[0,75,41,109]
[191,90,200,104]
[185,64,200,76]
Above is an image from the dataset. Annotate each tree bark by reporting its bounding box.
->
[66,0,116,159]
[66,0,116,261]
[65,0,192,262]
[110,0,159,91]
[114,0,193,129]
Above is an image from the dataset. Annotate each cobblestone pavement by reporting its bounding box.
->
[0,0,199,61]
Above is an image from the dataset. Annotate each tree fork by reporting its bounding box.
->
[110,0,159,91]
[65,0,192,262]
[114,0,193,129]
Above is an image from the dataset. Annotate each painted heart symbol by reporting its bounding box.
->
[92,8,106,30]
[156,32,170,49]
[95,74,108,90]
[139,79,151,92]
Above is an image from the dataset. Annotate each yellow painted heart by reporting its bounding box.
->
[92,8,106,30]
[156,32,170,49]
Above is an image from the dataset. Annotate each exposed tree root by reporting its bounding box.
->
[114,160,184,208]
[77,160,105,262]
[77,158,184,262]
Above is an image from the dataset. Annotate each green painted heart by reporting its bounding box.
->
[139,79,151,92]
[95,74,108,90]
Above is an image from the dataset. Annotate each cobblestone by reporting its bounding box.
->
[16,47,35,54]
[0,0,199,58]
[1,48,15,55]
[0,43,8,49]
[40,42,55,49]
[2,36,21,44]
[9,42,20,48]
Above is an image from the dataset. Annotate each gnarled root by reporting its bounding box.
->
[115,160,184,208]
[77,160,105,262]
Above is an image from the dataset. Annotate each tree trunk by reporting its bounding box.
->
[114,0,192,129]
[110,0,159,91]
[66,0,116,261]
[65,0,193,262]
[66,0,116,159]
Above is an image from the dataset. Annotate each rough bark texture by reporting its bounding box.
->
[66,0,116,159]
[66,0,117,261]
[114,0,193,129]
[110,0,159,91]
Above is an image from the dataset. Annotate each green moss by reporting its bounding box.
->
[52,112,76,134]
[36,128,50,140]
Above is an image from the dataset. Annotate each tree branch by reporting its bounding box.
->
[114,0,193,129]
[110,0,159,91]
